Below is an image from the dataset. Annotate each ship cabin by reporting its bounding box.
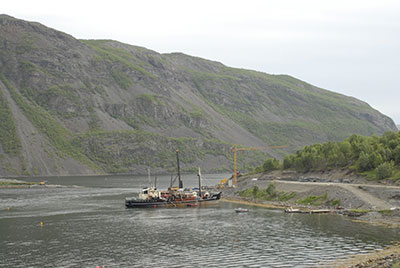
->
[138,187,160,200]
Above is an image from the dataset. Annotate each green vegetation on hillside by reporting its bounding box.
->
[239,182,296,201]
[136,93,163,105]
[296,193,328,206]
[0,86,21,155]
[110,70,133,90]
[73,129,233,173]
[15,33,38,54]
[0,74,97,170]
[82,40,155,81]
[239,183,341,207]
[189,67,382,148]
[257,131,400,181]
[21,83,82,119]
[0,72,243,175]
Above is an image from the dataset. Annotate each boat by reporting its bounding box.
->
[234,208,249,213]
[284,207,302,213]
[284,207,332,214]
[125,187,222,208]
[125,150,222,208]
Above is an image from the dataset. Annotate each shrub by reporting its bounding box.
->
[278,192,296,201]
[331,199,341,207]
[296,193,328,206]
[266,181,276,197]
[263,158,281,172]
[238,182,295,201]
[252,186,259,196]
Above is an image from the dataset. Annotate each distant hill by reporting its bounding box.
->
[0,15,397,176]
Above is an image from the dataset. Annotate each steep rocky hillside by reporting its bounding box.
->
[0,15,397,176]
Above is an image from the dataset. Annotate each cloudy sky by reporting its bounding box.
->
[3,0,400,124]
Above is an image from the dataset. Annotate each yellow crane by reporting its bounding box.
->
[231,145,288,187]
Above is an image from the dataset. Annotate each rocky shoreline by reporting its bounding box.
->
[350,254,400,268]
[222,195,400,227]
[0,178,74,188]
[333,244,400,268]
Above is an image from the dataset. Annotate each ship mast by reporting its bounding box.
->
[176,149,183,188]
[197,167,202,198]
[147,168,151,186]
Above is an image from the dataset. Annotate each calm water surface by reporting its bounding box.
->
[1,174,399,268]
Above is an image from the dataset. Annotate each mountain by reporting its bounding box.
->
[0,15,397,176]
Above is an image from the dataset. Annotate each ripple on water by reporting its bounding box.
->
[1,187,400,267]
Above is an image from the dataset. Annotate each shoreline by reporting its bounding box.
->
[222,196,400,227]
[330,243,400,268]
[0,178,78,189]
[221,197,287,209]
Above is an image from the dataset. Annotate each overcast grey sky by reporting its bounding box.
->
[2,0,400,124]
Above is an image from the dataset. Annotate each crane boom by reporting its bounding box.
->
[232,145,288,187]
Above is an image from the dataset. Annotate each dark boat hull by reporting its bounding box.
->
[125,192,222,208]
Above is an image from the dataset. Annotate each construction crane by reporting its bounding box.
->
[231,145,288,187]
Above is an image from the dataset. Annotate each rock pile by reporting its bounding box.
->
[351,253,400,268]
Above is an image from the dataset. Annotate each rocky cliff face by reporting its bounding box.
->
[0,15,397,176]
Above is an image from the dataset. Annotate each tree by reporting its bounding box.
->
[348,134,367,159]
[376,162,393,180]
[283,155,294,169]
[301,152,316,172]
[356,152,371,171]
[369,152,383,169]
[266,182,277,198]
[393,145,400,164]
[263,158,280,172]
[252,186,259,197]
[339,141,351,158]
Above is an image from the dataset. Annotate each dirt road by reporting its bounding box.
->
[235,177,400,210]
[274,180,399,209]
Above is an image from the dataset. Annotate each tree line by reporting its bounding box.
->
[256,131,400,181]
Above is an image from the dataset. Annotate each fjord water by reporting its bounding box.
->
[1,175,399,268]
